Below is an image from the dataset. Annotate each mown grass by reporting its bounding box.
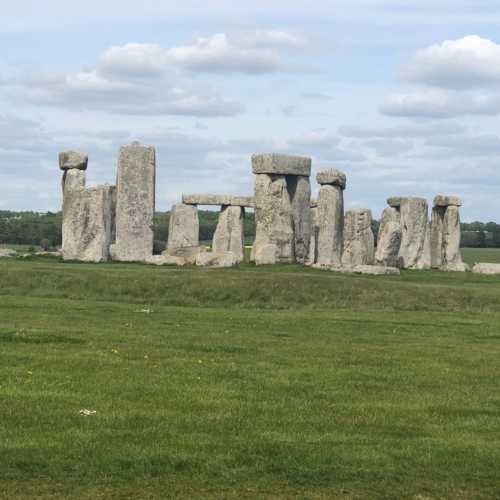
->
[462,247,500,266]
[1,256,500,499]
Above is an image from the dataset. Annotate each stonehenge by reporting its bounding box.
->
[252,153,312,265]
[57,143,470,274]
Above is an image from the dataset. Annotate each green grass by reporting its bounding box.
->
[0,243,40,253]
[1,257,500,499]
[461,248,500,266]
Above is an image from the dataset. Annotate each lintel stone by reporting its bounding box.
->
[387,196,402,208]
[251,153,311,176]
[182,193,255,207]
[433,195,462,207]
[59,151,88,171]
[316,168,346,188]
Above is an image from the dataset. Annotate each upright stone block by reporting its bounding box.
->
[375,207,401,267]
[166,203,200,255]
[342,208,374,266]
[430,206,446,269]
[62,185,116,262]
[253,174,294,264]
[398,197,430,269]
[442,205,466,271]
[111,141,155,262]
[212,205,245,263]
[306,205,319,266]
[287,175,311,263]
[316,168,345,267]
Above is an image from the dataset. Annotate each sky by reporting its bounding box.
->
[1,0,500,221]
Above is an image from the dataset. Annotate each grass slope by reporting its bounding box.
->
[1,256,500,499]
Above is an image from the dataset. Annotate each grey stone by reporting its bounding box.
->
[416,221,432,270]
[182,193,254,207]
[316,168,347,188]
[316,184,344,267]
[342,208,375,266]
[310,197,318,208]
[146,254,187,266]
[433,195,462,207]
[111,141,156,262]
[398,197,429,269]
[387,196,402,208]
[349,265,400,275]
[253,174,294,263]
[62,169,86,193]
[430,206,446,269]
[212,205,244,263]
[166,204,200,255]
[306,206,319,266]
[288,175,312,263]
[442,205,466,271]
[252,153,311,176]
[375,207,401,267]
[254,243,277,265]
[62,185,116,262]
[196,251,236,268]
[163,245,204,265]
[59,151,88,171]
[471,263,500,275]
[0,248,17,257]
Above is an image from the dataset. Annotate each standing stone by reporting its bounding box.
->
[398,197,430,269]
[375,207,402,267]
[306,204,319,266]
[111,141,155,262]
[316,169,346,267]
[62,185,116,262]
[212,205,244,263]
[430,206,446,269]
[287,175,312,263]
[341,208,374,267]
[253,174,294,264]
[442,205,467,271]
[166,203,200,256]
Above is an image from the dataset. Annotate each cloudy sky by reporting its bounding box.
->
[2,0,500,221]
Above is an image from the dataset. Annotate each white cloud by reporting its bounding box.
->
[338,122,466,138]
[380,90,500,118]
[426,134,500,157]
[402,36,500,89]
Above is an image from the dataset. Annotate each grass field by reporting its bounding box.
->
[1,253,500,499]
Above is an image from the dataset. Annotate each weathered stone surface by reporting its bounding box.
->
[0,248,17,257]
[472,263,500,275]
[387,197,402,208]
[62,169,86,193]
[146,254,187,266]
[59,151,88,171]
[212,206,244,263]
[375,207,401,267]
[253,174,294,263]
[111,141,156,262]
[430,206,446,269]
[349,265,400,275]
[341,208,375,266]
[63,185,116,262]
[182,193,254,207]
[196,251,236,268]
[306,206,319,265]
[254,243,277,265]
[433,195,462,207]
[252,153,311,176]
[442,205,465,271]
[316,168,346,188]
[288,175,312,263]
[310,197,318,208]
[163,245,203,265]
[316,184,344,267]
[398,197,429,269]
[416,221,432,270]
[166,204,200,255]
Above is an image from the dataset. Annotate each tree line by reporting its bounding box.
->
[0,210,498,249]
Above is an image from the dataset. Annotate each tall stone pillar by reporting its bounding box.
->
[375,203,401,267]
[306,198,319,265]
[341,208,374,267]
[315,168,346,267]
[212,205,245,263]
[252,153,311,265]
[59,151,116,262]
[398,197,430,269]
[111,141,155,262]
[431,195,467,271]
